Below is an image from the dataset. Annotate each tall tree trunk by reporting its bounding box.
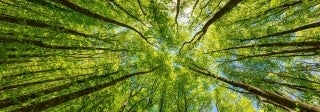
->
[52,0,152,45]
[0,14,89,37]
[10,67,158,112]
[241,21,320,42]
[188,65,320,112]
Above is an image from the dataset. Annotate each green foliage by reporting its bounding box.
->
[0,0,319,111]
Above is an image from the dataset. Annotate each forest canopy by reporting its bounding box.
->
[0,0,320,111]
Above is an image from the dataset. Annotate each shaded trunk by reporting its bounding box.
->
[225,46,320,62]
[241,21,320,42]
[10,67,158,112]
[0,37,131,52]
[180,0,242,51]
[52,0,151,45]
[258,97,295,112]
[233,1,302,24]
[188,65,320,112]
[136,0,146,15]
[26,0,73,12]
[175,0,180,25]
[0,72,94,91]
[190,0,199,16]
[107,0,145,26]
[205,41,320,54]
[1,67,66,79]
[196,0,242,37]
[0,70,119,109]
[0,14,89,37]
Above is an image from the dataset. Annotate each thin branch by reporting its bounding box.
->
[187,64,320,112]
[11,67,158,112]
[193,0,222,31]
[232,1,302,25]
[223,47,320,62]
[190,0,199,17]
[0,70,120,109]
[107,0,146,26]
[221,85,251,94]
[175,0,180,26]
[241,21,320,42]
[52,0,154,45]
[0,14,89,37]
[198,0,213,16]
[0,37,135,52]
[180,0,242,51]
[258,97,295,112]
[137,0,146,15]
[205,41,320,54]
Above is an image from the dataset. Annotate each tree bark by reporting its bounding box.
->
[0,14,89,37]
[233,1,302,25]
[0,37,131,52]
[0,71,119,109]
[205,41,320,54]
[52,0,152,45]
[10,67,158,112]
[180,0,242,51]
[241,21,320,42]
[188,65,320,112]
[225,46,320,62]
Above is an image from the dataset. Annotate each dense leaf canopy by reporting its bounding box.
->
[0,0,320,111]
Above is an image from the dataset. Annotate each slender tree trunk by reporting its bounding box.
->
[0,37,130,51]
[52,0,152,45]
[188,66,320,112]
[0,14,89,37]
[205,41,320,54]
[180,0,242,51]
[0,70,119,108]
[10,67,158,112]
[241,21,320,42]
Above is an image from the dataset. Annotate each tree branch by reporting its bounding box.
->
[205,41,320,54]
[11,67,158,111]
[187,64,320,112]
[241,21,320,42]
[52,0,154,45]
[180,0,242,51]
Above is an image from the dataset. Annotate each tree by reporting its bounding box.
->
[0,0,319,111]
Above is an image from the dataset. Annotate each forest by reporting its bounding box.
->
[0,0,320,111]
